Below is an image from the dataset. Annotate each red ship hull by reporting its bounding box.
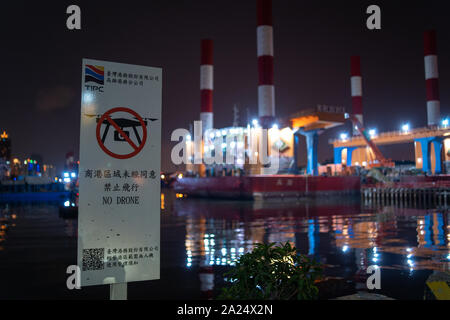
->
[173,175,361,200]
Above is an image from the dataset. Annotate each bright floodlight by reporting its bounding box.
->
[401,123,410,132]
[252,119,259,126]
[340,133,348,141]
[368,129,376,137]
[442,119,449,127]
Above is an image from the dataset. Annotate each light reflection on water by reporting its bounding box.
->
[0,192,448,299]
[164,191,449,277]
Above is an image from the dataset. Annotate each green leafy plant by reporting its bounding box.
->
[219,242,323,300]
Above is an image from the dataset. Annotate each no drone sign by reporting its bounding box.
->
[78,59,162,287]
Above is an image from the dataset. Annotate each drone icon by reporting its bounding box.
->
[85,111,158,145]
[95,115,158,144]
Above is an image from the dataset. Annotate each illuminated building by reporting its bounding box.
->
[0,131,11,161]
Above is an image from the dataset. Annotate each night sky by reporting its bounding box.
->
[1,0,449,172]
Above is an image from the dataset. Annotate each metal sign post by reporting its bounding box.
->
[78,59,162,299]
[110,283,127,300]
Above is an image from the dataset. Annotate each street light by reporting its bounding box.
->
[401,123,410,133]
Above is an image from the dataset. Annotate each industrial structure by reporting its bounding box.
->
[183,1,447,182]
[333,30,447,175]
[257,0,276,128]
[200,39,214,133]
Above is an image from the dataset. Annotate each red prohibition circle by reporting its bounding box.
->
[96,107,148,159]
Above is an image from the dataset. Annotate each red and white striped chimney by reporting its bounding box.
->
[424,30,440,127]
[351,56,363,134]
[200,39,214,132]
[257,0,275,128]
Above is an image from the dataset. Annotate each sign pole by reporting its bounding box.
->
[110,283,127,300]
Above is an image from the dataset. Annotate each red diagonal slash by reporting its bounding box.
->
[96,107,148,159]
[105,114,139,151]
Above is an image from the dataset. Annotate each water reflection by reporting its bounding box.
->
[168,193,449,295]
[0,193,448,299]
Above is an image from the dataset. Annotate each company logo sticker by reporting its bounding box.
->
[85,65,105,85]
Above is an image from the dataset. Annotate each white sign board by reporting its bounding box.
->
[78,59,162,286]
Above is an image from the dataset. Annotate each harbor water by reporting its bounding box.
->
[0,190,448,299]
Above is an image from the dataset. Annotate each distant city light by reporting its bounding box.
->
[64,201,70,207]
[340,133,348,141]
[342,245,349,252]
[71,172,76,178]
[63,177,71,183]
[368,129,377,137]
[161,174,165,180]
[401,123,410,133]
[63,172,69,178]
[221,129,227,136]
[186,134,191,141]
[177,173,183,179]
[272,124,278,130]
[252,119,258,126]
[442,119,449,127]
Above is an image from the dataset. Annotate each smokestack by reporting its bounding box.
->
[200,39,213,132]
[351,56,363,134]
[257,0,275,128]
[424,30,440,126]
